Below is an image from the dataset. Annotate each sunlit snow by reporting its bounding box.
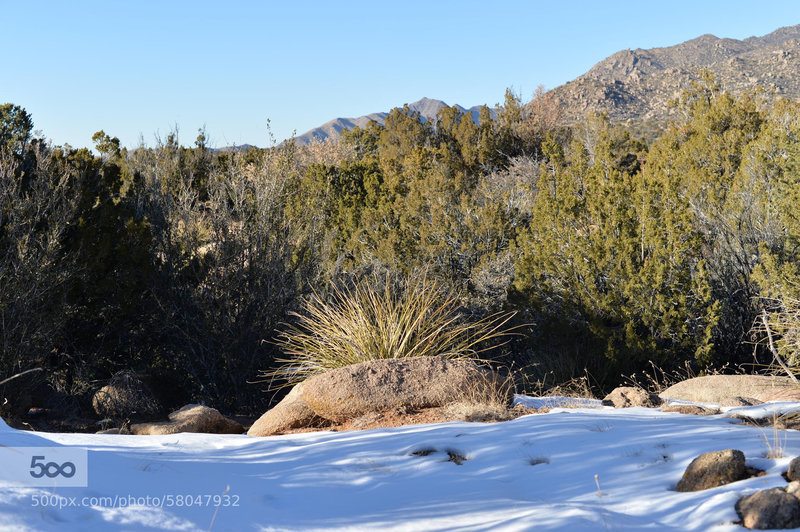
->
[1,397,799,531]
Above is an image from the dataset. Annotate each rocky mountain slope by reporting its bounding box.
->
[548,24,800,124]
[289,24,800,146]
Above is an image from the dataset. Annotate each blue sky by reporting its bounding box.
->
[3,1,800,149]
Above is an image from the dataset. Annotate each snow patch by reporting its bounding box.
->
[1,396,800,530]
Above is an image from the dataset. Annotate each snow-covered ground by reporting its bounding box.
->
[2,397,800,531]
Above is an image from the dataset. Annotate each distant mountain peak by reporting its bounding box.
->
[415,97,443,104]
[691,33,719,42]
[292,97,486,145]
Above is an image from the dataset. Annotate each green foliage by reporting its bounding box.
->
[267,273,517,386]
[7,82,800,413]
[92,130,121,159]
[58,140,155,372]
[514,112,718,372]
[341,122,381,159]
[749,100,800,363]
[0,103,33,155]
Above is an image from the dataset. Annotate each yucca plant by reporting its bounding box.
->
[265,274,518,387]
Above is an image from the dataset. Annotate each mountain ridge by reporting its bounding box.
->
[549,24,800,125]
[242,24,800,150]
[291,97,486,145]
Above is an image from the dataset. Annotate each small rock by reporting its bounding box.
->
[676,449,746,492]
[786,481,800,496]
[736,488,800,529]
[131,404,243,435]
[787,456,800,482]
[96,428,121,435]
[602,387,662,408]
[661,404,719,415]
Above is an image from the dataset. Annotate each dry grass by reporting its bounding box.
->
[621,360,702,395]
[622,360,751,395]
[762,413,787,459]
[506,367,600,409]
[264,274,519,387]
[523,368,597,400]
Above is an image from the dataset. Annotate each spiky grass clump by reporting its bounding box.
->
[266,275,517,387]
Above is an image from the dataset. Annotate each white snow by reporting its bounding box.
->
[723,402,800,420]
[2,398,800,531]
[513,394,603,409]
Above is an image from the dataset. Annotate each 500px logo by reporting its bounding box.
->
[0,447,87,487]
[29,456,76,479]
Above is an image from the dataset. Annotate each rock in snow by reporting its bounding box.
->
[675,449,747,492]
[602,386,663,408]
[130,404,243,435]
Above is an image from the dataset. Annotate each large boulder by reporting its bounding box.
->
[92,370,161,420]
[736,488,800,529]
[602,387,662,408]
[247,383,325,437]
[675,449,747,492]
[130,404,243,435]
[301,356,512,424]
[660,375,800,404]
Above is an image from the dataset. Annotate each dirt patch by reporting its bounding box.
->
[446,449,469,465]
[407,446,469,465]
[411,447,437,457]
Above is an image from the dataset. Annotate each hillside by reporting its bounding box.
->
[548,24,800,125]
